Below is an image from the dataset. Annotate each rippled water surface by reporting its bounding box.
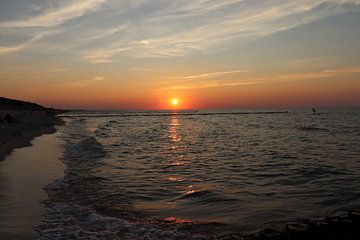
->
[40,109,360,239]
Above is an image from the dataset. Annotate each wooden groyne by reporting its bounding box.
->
[60,111,289,118]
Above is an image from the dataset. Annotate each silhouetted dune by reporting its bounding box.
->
[0,97,45,110]
[0,97,63,161]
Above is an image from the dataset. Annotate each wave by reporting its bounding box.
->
[36,202,224,240]
[39,133,223,239]
[179,190,214,200]
[62,136,105,165]
[298,126,329,132]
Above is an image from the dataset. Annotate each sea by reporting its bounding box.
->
[37,108,360,239]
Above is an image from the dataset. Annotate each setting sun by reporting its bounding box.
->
[171,98,178,106]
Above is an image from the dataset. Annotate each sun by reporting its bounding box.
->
[171,98,178,106]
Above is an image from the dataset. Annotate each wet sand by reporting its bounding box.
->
[0,110,63,161]
[0,131,65,239]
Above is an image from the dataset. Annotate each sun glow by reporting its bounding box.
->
[171,98,178,106]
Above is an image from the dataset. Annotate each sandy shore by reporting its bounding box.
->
[0,110,63,161]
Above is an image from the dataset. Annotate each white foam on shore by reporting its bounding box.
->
[37,202,212,240]
[38,119,216,239]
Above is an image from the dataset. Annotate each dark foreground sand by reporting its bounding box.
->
[0,110,63,161]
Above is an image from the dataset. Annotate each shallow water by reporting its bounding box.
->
[0,131,65,239]
[40,109,360,239]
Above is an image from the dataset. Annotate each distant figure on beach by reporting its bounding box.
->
[46,108,55,115]
[312,107,316,115]
[4,113,17,123]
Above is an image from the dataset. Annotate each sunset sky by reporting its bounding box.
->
[0,0,360,109]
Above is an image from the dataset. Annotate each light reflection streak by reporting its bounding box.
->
[168,115,181,142]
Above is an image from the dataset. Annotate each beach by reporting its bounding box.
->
[0,127,65,239]
[0,110,63,161]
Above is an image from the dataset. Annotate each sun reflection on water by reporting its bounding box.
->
[186,185,196,195]
[167,176,184,182]
[168,115,181,142]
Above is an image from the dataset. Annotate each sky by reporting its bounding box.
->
[0,0,360,110]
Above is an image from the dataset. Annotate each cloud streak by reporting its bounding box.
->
[0,0,108,28]
[68,75,107,88]
[0,30,55,54]
[161,66,360,90]
[94,76,106,81]
[162,81,263,90]
[0,45,23,54]
[1,0,360,62]
[0,1,108,55]
[175,70,249,80]
[278,66,360,81]
[82,47,129,63]
[81,0,360,62]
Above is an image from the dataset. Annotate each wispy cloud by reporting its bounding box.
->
[175,70,249,80]
[160,69,250,88]
[48,67,69,73]
[82,47,130,63]
[324,66,360,74]
[161,65,360,90]
[245,66,360,83]
[68,75,107,88]
[0,0,108,55]
[278,66,360,81]
[0,45,23,54]
[94,76,106,81]
[279,72,333,80]
[0,30,54,54]
[162,81,263,90]
[81,0,360,62]
[50,24,128,51]
[285,57,330,68]
[0,0,108,28]
[1,0,360,62]
[130,67,164,73]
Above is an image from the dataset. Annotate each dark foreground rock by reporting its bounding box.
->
[244,209,360,240]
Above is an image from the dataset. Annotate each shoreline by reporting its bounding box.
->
[0,110,64,161]
[0,128,66,240]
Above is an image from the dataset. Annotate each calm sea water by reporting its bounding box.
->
[39,109,360,239]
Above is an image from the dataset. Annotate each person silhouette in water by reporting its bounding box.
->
[312,107,316,115]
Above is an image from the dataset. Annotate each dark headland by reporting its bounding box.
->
[0,97,63,161]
